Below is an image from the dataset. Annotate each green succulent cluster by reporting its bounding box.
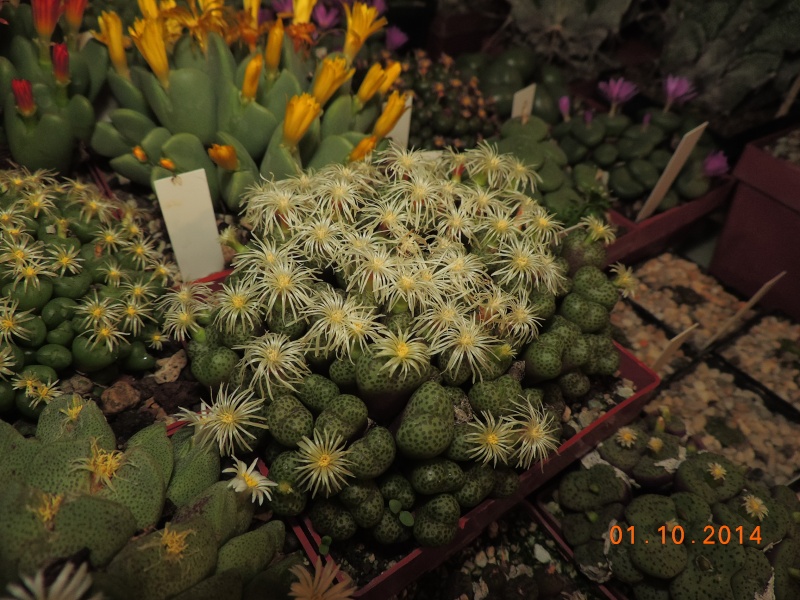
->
[495,115,611,226]
[552,102,722,214]
[455,49,572,124]
[160,144,631,548]
[659,0,800,116]
[0,3,106,172]
[557,419,800,600]
[0,170,176,421]
[388,49,500,151]
[0,392,312,600]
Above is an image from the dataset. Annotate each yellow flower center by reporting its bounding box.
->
[231,295,246,309]
[31,493,63,530]
[485,433,499,446]
[317,454,332,468]
[161,526,192,559]
[395,341,410,359]
[242,472,258,488]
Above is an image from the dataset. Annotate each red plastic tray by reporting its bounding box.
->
[605,177,734,265]
[295,342,659,599]
[528,499,628,600]
[709,128,800,321]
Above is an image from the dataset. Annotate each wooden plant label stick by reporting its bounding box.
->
[635,122,708,223]
[701,271,787,350]
[153,169,225,281]
[512,84,536,123]
[652,323,698,373]
[385,94,414,149]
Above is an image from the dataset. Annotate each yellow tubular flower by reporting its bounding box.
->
[292,0,317,24]
[208,144,239,171]
[283,93,321,148]
[129,18,170,88]
[379,61,402,95]
[96,11,130,79]
[311,57,355,106]
[356,63,386,105]
[373,91,410,139]
[349,135,377,162]
[342,2,388,63]
[241,54,263,101]
[265,18,283,72]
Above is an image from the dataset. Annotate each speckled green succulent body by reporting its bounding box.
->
[413,494,461,547]
[410,459,466,495]
[190,346,239,387]
[674,453,744,504]
[355,351,432,423]
[264,394,314,448]
[215,521,284,583]
[467,375,522,417]
[379,473,416,510]
[348,426,396,480]
[309,499,358,541]
[395,382,455,460]
[127,422,174,485]
[173,481,246,546]
[97,446,165,530]
[265,451,307,517]
[34,395,115,449]
[454,464,495,508]
[313,394,368,441]
[166,435,221,508]
[339,480,385,528]
[297,374,340,413]
[558,464,628,512]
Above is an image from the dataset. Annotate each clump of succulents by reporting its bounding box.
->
[0,391,308,599]
[159,142,632,549]
[552,78,729,214]
[384,49,500,151]
[658,0,800,117]
[89,0,409,210]
[505,0,635,80]
[0,0,107,172]
[555,414,799,600]
[0,168,180,420]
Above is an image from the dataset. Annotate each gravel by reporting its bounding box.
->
[721,315,800,411]
[630,253,756,349]
[767,129,800,165]
[644,361,800,485]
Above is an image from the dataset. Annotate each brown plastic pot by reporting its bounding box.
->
[606,177,734,265]
[295,342,659,599]
[709,128,800,321]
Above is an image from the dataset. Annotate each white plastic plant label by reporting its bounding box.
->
[511,84,536,120]
[153,168,225,282]
[385,94,414,149]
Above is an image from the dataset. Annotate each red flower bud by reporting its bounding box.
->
[64,0,88,33]
[31,0,63,41]
[11,79,36,118]
[53,43,70,85]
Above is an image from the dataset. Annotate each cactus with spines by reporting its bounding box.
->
[89,0,406,210]
[0,171,176,421]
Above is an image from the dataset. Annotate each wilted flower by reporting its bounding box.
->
[558,95,570,121]
[703,150,729,178]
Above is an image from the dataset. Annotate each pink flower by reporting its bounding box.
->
[272,0,293,15]
[313,3,339,28]
[558,95,570,121]
[584,109,593,125]
[663,75,696,111]
[642,113,651,127]
[386,25,408,51]
[372,0,388,14]
[703,151,729,178]
[598,77,638,115]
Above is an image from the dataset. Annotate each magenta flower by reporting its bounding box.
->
[663,75,696,112]
[386,25,408,51]
[313,3,339,28]
[558,95,570,121]
[598,77,638,115]
[703,151,729,178]
[642,113,651,127]
[372,0,388,14]
[584,109,594,125]
[272,0,292,15]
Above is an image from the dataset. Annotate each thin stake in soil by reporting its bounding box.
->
[652,323,698,373]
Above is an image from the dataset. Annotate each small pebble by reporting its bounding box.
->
[533,544,552,563]
[474,551,488,568]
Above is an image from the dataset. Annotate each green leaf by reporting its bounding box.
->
[389,499,402,514]
[399,511,414,527]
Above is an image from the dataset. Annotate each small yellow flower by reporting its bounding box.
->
[356,63,387,105]
[160,524,193,560]
[282,93,321,148]
[349,135,377,162]
[29,492,63,531]
[312,56,355,107]
[265,18,284,72]
[342,2,387,63]
[133,146,148,163]
[292,0,317,24]
[379,61,402,95]
[159,158,176,170]
[615,426,638,448]
[129,18,170,88]
[647,437,664,453]
[707,462,727,481]
[372,91,410,139]
[208,144,239,171]
[241,54,263,101]
[95,11,130,79]
[742,494,769,521]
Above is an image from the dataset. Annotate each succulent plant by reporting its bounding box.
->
[89,0,407,210]
[0,1,105,172]
[658,0,800,117]
[0,170,178,420]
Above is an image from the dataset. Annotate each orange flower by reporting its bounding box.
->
[241,54,263,101]
[311,56,354,106]
[373,91,410,139]
[31,0,63,42]
[283,93,321,148]
[64,0,88,34]
[159,158,176,170]
[208,144,238,171]
[133,146,149,163]
[349,135,377,161]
